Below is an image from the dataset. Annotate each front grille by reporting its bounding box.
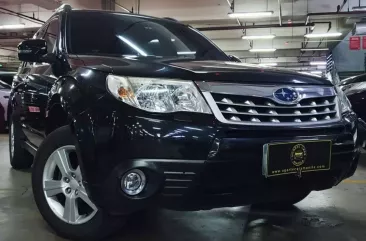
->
[198,83,340,126]
[212,93,338,124]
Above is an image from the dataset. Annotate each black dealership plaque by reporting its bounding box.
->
[262,140,332,178]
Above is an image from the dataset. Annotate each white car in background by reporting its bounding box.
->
[0,80,11,131]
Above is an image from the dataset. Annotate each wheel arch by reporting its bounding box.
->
[45,95,68,135]
[8,85,24,122]
[45,76,84,135]
[7,95,12,122]
[45,73,106,185]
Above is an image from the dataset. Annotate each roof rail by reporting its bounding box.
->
[163,17,179,22]
[56,4,72,13]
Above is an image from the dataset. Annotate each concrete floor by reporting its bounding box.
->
[1,134,366,241]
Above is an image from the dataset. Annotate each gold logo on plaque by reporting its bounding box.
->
[290,144,307,167]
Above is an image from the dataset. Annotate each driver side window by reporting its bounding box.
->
[44,17,60,54]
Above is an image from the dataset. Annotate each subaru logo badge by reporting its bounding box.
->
[273,87,299,104]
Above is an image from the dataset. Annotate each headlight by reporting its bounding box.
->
[106,75,211,114]
[335,86,352,113]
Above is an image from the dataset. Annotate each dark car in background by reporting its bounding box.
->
[9,5,360,240]
[339,74,366,91]
[0,80,11,131]
[0,72,13,131]
[342,78,366,147]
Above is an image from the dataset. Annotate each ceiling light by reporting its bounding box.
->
[242,35,276,40]
[304,32,342,38]
[310,61,327,65]
[177,51,196,55]
[301,48,329,51]
[317,65,326,70]
[258,63,278,66]
[0,24,25,29]
[249,48,277,52]
[228,11,273,18]
[117,36,147,56]
[311,71,322,74]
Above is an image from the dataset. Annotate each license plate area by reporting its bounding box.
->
[262,140,332,178]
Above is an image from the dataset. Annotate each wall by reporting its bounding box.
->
[0,4,51,27]
[0,0,103,70]
[341,0,366,11]
[65,0,102,9]
[114,0,356,21]
[0,0,102,27]
[332,0,366,73]
[332,32,366,72]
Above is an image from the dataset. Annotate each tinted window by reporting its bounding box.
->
[45,17,60,53]
[0,75,14,86]
[0,80,10,89]
[34,24,48,39]
[18,62,31,75]
[67,12,228,61]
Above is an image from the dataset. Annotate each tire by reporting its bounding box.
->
[253,191,311,210]
[32,126,124,240]
[9,115,33,169]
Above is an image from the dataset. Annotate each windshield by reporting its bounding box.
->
[67,11,228,61]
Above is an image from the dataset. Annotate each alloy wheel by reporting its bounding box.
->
[42,145,97,225]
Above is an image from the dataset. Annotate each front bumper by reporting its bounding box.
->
[73,97,360,215]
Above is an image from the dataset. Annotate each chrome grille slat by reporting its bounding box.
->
[216,101,336,109]
[221,110,337,117]
[199,83,340,126]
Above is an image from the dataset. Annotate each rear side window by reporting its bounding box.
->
[0,80,10,89]
[0,75,14,86]
[34,24,48,39]
[44,17,60,53]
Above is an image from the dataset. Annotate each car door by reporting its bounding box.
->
[16,16,60,147]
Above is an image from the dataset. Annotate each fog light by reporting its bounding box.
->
[121,169,146,195]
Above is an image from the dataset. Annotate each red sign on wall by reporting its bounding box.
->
[350,36,361,50]
[362,36,366,49]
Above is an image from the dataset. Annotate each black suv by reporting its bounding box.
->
[10,5,359,240]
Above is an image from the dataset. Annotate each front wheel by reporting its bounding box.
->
[32,126,124,240]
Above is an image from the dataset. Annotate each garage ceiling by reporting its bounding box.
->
[0,0,364,72]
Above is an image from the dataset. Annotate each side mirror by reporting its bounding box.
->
[228,55,241,63]
[18,39,47,63]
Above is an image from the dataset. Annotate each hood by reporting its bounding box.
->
[71,55,332,86]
